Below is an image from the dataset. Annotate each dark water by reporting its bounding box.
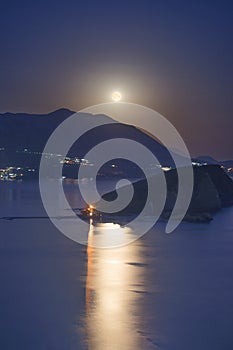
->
[0,181,233,349]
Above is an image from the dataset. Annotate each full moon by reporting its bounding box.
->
[111,91,122,102]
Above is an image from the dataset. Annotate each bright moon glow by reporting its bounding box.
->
[111,91,122,102]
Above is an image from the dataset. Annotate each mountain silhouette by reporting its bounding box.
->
[0,108,184,169]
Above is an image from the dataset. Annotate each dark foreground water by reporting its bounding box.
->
[0,181,233,350]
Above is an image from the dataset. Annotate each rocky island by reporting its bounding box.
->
[101,164,233,224]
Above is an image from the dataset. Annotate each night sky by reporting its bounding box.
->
[0,0,232,159]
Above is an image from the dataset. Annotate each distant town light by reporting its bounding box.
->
[161,166,171,172]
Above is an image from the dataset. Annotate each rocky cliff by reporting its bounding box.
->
[101,164,233,223]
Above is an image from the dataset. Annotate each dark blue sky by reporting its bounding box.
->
[0,0,232,158]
